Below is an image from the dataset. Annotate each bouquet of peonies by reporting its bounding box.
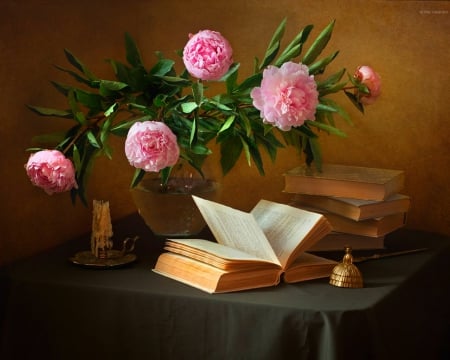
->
[24,19,380,204]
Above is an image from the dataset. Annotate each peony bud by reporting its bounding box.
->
[125,121,180,172]
[182,29,233,81]
[354,65,381,105]
[25,150,78,195]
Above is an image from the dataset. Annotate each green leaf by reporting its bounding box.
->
[189,116,198,146]
[240,136,251,166]
[110,116,151,136]
[320,98,352,125]
[255,130,283,162]
[149,58,175,76]
[280,129,300,148]
[107,59,149,91]
[27,105,72,118]
[99,80,128,94]
[274,24,314,66]
[189,143,212,155]
[344,91,365,114]
[72,145,101,206]
[29,132,66,146]
[294,123,318,138]
[192,80,203,105]
[317,68,346,88]
[156,75,191,86]
[236,110,252,138]
[235,73,262,93]
[152,94,167,108]
[63,49,97,80]
[302,20,335,66]
[316,103,338,113]
[258,18,289,70]
[274,44,301,67]
[104,103,119,117]
[50,81,71,97]
[309,137,323,170]
[101,142,113,160]
[53,65,92,86]
[220,62,240,83]
[348,73,370,94]
[282,24,313,56]
[307,120,347,137]
[308,50,339,75]
[161,75,190,86]
[318,81,346,97]
[100,113,114,145]
[57,131,76,151]
[86,130,100,148]
[225,64,239,93]
[72,144,81,171]
[266,18,287,57]
[181,102,198,114]
[124,33,143,67]
[220,136,243,175]
[259,41,280,70]
[74,89,103,113]
[218,115,235,134]
[159,167,172,186]
[67,89,84,124]
[206,100,233,112]
[243,136,265,175]
[130,168,146,188]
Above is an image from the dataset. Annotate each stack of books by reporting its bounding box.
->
[283,164,411,251]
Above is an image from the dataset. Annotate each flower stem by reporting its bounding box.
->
[61,114,106,155]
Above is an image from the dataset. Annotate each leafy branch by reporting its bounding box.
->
[26,20,368,204]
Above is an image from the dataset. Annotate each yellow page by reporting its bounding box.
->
[251,200,325,269]
[192,196,280,265]
[166,238,279,270]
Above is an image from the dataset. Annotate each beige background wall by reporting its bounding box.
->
[0,0,448,265]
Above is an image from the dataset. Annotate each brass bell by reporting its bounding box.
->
[329,246,363,288]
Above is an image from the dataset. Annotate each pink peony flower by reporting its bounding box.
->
[125,121,180,172]
[250,61,319,131]
[182,29,233,81]
[25,150,78,195]
[354,65,381,105]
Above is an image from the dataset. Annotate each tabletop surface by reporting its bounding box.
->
[1,213,449,360]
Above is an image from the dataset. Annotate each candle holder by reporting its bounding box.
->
[69,200,139,268]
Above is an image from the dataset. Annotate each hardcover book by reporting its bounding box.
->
[283,164,405,201]
[309,232,385,251]
[291,202,407,237]
[153,196,336,293]
[292,193,411,221]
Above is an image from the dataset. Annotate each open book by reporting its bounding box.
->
[153,196,336,293]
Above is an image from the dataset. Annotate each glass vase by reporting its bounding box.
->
[131,173,220,237]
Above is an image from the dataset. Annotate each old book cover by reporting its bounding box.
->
[309,232,385,251]
[291,203,407,237]
[292,193,411,221]
[283,164,405,201]
[153,197,336,293]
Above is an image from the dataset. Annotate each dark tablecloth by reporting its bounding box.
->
[1,213,449,360]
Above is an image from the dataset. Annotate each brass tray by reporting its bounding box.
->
[70,250,137,268]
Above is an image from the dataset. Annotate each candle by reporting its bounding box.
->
[91,200,113,258]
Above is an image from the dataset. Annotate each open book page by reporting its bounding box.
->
[251,200,331,269]
[283,252,336,283]
[165,239,280,271]
[192,196,280,265]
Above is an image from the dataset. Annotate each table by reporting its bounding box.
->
[1,213,449,360]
